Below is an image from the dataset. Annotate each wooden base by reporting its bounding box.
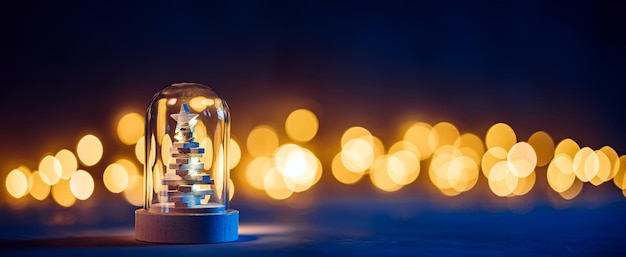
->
[135,209,239,243]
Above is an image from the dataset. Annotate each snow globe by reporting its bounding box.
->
[135,82,238,243]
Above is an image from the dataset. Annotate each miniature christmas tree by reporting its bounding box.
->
[136,83,238,244]
[161,103,214,209]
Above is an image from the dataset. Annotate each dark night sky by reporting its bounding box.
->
[0,0,625,177]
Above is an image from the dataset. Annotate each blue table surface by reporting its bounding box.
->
[1,198,625,257]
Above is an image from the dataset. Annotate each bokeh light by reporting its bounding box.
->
[152,160,163,196]
[341,137,375,173]
[70,170,94,200]
[332,152,363,184]
[429,146,479,196]
[527,131,555,167]
[613,155,626,190]
[124,174,144,206]
[341,126,374,146]
[389,140,420,157]
[573,147,598,182]
[247,140,324,200]
[549,138,584,199]
[554,138,580,159]
[229,138,242,169]
[599,146,620,181]
[387,149,420,185]
[229,178,235,201]
[285,109,319,143]
[456,133,485,165]
[588,150,610,186]
[200,138,214,170]
[264,167,293,200]
[340,126,384,174]
[507,142,537,178]
[370,156,402,192]
[17,165,33,193]
[189,96,215,112]
[77,134,103,166]
[155,98,168,144]
[29,171,50,200]
[194,120,208,142]
[117,112,144,145]
[247,125,280,157]
[513,170,535,196]
[5,168,29,198]
[56,149,78,180]
[103,163,129,193]
[38,155,62,186]
[481,146,508,178]
[559,179,583,200]
[547,154,576,193]
[246,157,273,190]
[52,179,76,207]
[115,159,140,190]
[430,122,460,148]
[403,122,435,160]
[214,148,226,200]
[482,139,538,197]
[487,161,518,197]
[135,136,145,164]
[148,136,157,167]
[277,145,320,192]
[161,134,173,172]
[485,123,516,150]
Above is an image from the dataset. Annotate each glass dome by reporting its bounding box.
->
[144,82,230,214]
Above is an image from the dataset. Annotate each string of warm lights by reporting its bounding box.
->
[4,102,626,209]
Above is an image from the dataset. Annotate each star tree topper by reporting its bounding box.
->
[171,103,199,142]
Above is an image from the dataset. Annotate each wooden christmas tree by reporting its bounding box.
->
[161,103,214,209]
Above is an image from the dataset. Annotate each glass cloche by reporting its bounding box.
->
[135,82,238,243]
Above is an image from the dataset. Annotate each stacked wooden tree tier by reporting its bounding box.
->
[160,141,214,208]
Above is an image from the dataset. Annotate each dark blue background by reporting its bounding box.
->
[1,0,624,152]
[1,1,625,256]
